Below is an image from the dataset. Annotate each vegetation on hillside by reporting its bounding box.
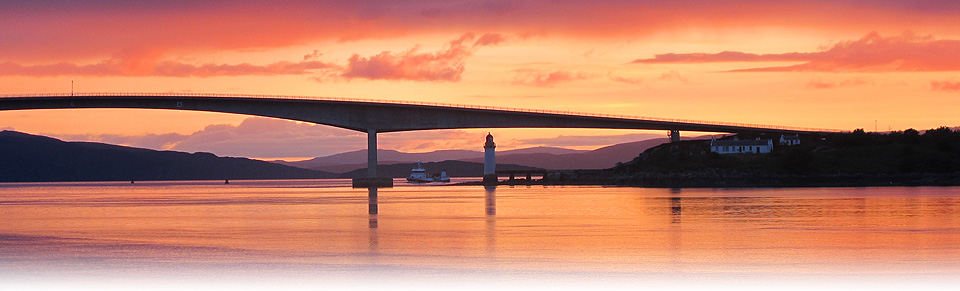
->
[577,127,960,187]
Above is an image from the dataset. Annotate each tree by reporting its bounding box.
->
[903,128,920,144]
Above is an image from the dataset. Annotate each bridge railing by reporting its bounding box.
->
[0,92,846,133]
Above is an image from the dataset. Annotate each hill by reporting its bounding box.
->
[554,127,960,187]
[278,137,699,172]
[336,160,542,179]
[0,131,336,182]
[275,146,584,170]
[462,138,680,169]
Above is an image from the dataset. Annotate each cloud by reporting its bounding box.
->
[511,69,591,87]
[634,51,812,64]
[341,33,501,82]
[51,118,366,158]
[0,55,339,77]
[380,130,480,152]
[47,117,487,158]
[473,33,507,47]
[657,70,688,82]
[609,76,643,85]
[1,33,501,80]
[303,50,323,61]
[931,81,960,91]
[633,32,960,72]
[806,78,872,89]
[7,1,960,62]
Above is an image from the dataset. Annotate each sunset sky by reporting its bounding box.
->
[2,0,959,160]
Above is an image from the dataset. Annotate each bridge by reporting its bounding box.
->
[0,93,843,186]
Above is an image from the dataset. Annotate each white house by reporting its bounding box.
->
[779,134,800,146]
[710,138,774,154]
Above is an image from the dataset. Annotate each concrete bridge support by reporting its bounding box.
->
[368,187,378,215]
[368,129,377,178]
[352,129,393,188]
[669,129,681,143]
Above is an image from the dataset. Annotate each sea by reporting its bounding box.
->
[1,178,959,290]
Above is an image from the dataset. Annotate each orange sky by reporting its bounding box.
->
[1,1,959,159]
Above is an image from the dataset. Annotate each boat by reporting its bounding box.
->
[406,161,450,183]
[434,170,450,183]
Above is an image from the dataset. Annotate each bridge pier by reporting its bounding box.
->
[368,129,377,178]
[352,129,393,188]
[669,129,680,143]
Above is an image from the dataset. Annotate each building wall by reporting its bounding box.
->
[710,140,773,154]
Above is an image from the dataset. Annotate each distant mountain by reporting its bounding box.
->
[273,136,718,172]
[500,146,585,155]
[273,149,479,169]
[459,138,675,169]
[277,146,586,171]
[336,160,542,179]
[0,131,336,182]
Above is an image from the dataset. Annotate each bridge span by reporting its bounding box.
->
[0,93,843,185]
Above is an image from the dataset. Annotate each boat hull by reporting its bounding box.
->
[406,177,434,183]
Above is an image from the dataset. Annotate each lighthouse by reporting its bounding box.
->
[483,133,497,184]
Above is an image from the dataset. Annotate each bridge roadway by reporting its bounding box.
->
[0,93,843,185]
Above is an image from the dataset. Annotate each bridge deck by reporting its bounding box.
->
[0,92,846,182]
[0,92,843,134]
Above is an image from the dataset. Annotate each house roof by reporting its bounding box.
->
[711,139,772,146]
[780,134,800,140]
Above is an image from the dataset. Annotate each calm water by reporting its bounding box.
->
[1,179,960,289]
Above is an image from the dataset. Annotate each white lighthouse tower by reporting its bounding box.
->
[483,133,497,184]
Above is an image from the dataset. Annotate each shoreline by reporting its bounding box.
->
[454,171,960,188]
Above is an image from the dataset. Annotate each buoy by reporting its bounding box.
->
[224,179,230,184]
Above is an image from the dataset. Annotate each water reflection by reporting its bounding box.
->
[485,185,496,216]
[368,219,379,253]
[6,183,960,277]
[367,187,378,215]
[668,189,683,269]
[485,185,497,254]
[669,188,682,224]
[367,187,379,253]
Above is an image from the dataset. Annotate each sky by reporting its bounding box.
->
[1,0,959,160]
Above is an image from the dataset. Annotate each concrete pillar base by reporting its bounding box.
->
[482,174,499,185]
[352,177,393,188]
[669,129,681,143]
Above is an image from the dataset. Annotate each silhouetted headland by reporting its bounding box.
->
[467,127,960,187]
[0,130,336,182]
